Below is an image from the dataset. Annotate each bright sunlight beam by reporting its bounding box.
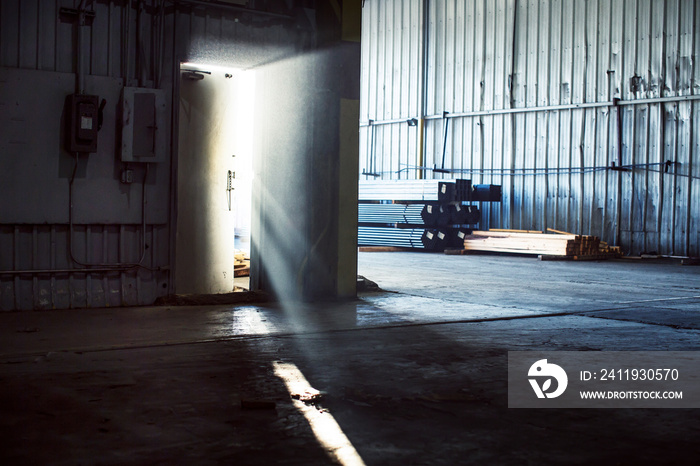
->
[272,361,366,466]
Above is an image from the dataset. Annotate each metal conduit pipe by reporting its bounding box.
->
[614,98,624,247]
[125,0,131,86]
[136,0,143,87]
[166,0,295,20]
[360,94,700,127]
[0,268,143,276]
[157,0,166,88]
[68,154,150,269]
[76,0,85,94]
[371,162,677,177]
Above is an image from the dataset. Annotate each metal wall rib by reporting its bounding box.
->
[360,0,699,256]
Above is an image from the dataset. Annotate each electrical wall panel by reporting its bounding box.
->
[65,94,99,153]
[120,87,167,163]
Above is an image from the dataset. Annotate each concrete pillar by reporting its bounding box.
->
[250,0,361,301]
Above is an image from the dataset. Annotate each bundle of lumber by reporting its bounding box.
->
[461,229,621,260]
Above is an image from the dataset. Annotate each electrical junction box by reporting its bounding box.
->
[121,87,167,163]
[66,94,99,153]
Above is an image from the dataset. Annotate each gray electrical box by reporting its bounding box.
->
[121,87,166,163]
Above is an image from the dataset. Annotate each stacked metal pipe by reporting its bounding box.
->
[358,227,428,249]
[358,179,501,251]
[358,204,426,225]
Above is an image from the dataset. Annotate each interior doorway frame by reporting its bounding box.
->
[170,60,256,296]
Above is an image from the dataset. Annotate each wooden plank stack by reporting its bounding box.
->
[461,229,622,260]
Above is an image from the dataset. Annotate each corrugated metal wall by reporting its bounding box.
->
[0,0,310,310]
[360,0,700,256]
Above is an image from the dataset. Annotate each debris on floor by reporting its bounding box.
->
[235,251,250,277]
[291,391,324,405]
[357,275,380,292]
[153,290,269,306]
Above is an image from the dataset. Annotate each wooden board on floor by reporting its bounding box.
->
[538,254,573,261]
[358,246,416,252]
[489,228,544,234]
[444,248,475,255]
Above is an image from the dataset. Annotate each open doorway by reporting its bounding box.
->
[175,63,255,294]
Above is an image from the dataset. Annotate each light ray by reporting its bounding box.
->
[273,361,366,466]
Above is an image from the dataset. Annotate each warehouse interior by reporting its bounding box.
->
[1,0,700,464]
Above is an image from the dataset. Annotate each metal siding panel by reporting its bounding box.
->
[460,1,476,177]
[482,22,494,180]
[19,0,39,69]
[107,1,116,77]
[594,0,612,242]
[90,0,110,77]
[635,0,654,252]
[463,1,476,112]
[378,125,388,176]
[676,0,695,255]
[582,0,598,236]
[444,0,456,117]
[1,0,20,68]
[644,1,664,253]
[609,0,624,246]
[379,0,390,119]
[396,1,408,120]
[546,0,562,230]
[521,0,538,230]
[623,0,648,250]
[360,2,373,120]
[571,0,586,235]
[360,127,369,176]
[471,0,486,184]
[534,0,549,231]
[622,0,638,250]
[381,0,392,120]
[691,2,700,257]
[0,224,168,311]
[510,0,526,228]
[371,0,380,120]
[501,0,515,228]
[661,0,680,253]
[359,0,698,254]
[451,0,465,173]
[38,0,57,71]
[488,1,506,210]
[452,0,465,114]
[426,0,435,116]
[35,229,53,310]
[0,227,12,311]
[413,2,423,121]
[483,1,501,225]
[436,0,447,119]
[55,0,73,74]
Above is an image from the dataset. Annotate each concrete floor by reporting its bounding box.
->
[1,252,699,464]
